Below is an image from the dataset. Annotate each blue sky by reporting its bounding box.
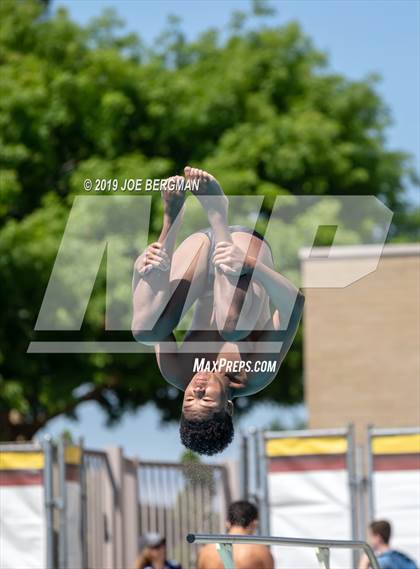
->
[54,0,420,197]
[42,0,420,462]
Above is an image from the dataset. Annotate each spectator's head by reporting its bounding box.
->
[227,501,259,533]
[137,533,166,569]
[180,372,234,455]
[369,520,392,550]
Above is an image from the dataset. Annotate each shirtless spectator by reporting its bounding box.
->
[197,500,274,569]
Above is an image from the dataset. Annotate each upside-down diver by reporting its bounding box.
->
[132,167,304,455]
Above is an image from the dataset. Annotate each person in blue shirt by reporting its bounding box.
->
[358,520,417,569]
[135,533,182,569]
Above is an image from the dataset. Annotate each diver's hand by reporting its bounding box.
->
[212,241,253,276]
[135,242,170,276]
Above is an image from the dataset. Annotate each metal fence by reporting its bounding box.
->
[0,439,232,569]
[239,424,420,568]
[137,460,232,569]
[240,426,357,538]
[364,426,420,564]
[82,449,119,569]
[365,425,420,520]
[8,426,417,568]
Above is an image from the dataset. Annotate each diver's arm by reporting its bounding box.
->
[243,267,304,392]
[250,259,305,358]
[240,300,303,396]
[250,257,304,320]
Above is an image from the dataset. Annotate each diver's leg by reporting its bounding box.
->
[133,234,210,344]
[185,166,243,339]
[132,177,210,344]
[184,166,273,341]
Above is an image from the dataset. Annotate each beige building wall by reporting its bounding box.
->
[301,244,420,442]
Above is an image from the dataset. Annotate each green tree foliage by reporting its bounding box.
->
[0,0,417,440]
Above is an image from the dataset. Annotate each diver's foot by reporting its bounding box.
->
[184,166,228,216]
[161,175,186,220]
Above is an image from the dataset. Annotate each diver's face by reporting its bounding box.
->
[182,372,227,420]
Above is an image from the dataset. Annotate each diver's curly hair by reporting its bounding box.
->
[179,411,234,455]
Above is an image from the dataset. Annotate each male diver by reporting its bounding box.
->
[132,167,304,455]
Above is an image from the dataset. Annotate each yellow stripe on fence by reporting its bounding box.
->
[266,436,347,457]
[0,451,44,470]
[65,446,81,465]
[372,434,420,455]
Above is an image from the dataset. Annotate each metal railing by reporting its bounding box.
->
[187,533,380,569]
